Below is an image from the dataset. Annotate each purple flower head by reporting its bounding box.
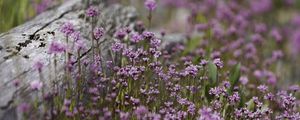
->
[270,28,283,42]
[75,40,86,51]
[34,61,44,72]
[115,29,127,40]
[111,42,124,52]
[71,31,81,42]
[291,30,300,54]
[209,86,226,97]
[184,65,199,76]
[228,92,240,105]
[198,106,223,120]
[144,0,157,11]
[150,38,161,48]
[35,0,52,14]
[142,31,155,40]
[213,58,224,68]
[239,76,248,85]
[63,99,71,106]
[86,6,98,17]
[60,22,75,36]
[289,85,300,92]
[93,27,105,40]
[48,41,66,54]
[257,84,268,93]
[130,33,143,43]
[134,105,148,119]
[13,79,20,87]
[120,112,130,120]
[223,81,231,88]
[264,93,274,101]
[272,50,284,60]
[18,102,30,113]
[195,23,209,31]
[200,59,208,66]
[30,80,43,90]
[250,0,272,14]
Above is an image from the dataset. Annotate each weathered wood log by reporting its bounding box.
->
[0,0,138,119]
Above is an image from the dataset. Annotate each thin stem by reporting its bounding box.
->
[91,18,95,62]
[148,11,152,29]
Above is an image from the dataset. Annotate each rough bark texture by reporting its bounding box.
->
[0,0,137,119]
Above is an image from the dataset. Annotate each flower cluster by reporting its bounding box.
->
[13,1,300,120]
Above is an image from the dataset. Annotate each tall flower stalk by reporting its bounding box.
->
[86,6,99,61]
[144,0,157,28]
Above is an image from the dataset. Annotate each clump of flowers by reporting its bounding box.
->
[13,0,300,120]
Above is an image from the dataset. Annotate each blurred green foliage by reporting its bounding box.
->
[0,0,36,33]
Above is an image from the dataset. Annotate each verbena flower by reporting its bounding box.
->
[60,22,75,36]
[48,41,66,54]
[33,61,44,72]
[144,0,157,11]
[86,6,99,17]
[130,33,143,43]
[93,27,105,40]
[134,105,148,119]
[198,107,223,120]
[228,92,240,105]
[257,84,268,93]
[30,80,43,90]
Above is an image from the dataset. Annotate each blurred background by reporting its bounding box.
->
[0,0,300,87]
[0,0,63,33]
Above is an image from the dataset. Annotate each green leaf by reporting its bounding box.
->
[208,61,218,86]
[229,63,241,93]
[183,37,202,55]
[246,98,255,111]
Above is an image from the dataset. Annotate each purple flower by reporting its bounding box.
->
[200,59,208,66]
[213,58,224,68]
[93,27,105,40]
[86,6,98,17]
[270,28,283,42]
[18,102,30,113]
[33,61,44,72]
[35,0,52,14]
[228,92,240,105]
[264,93,274,101]
[30,80,43,90]
[13,79,20,87]
[144,0,157,11]
[134,105,148,119]
[115,29,127,40]
[209,87,226,97]
[250,0,272,14]
[289,85,300,92]
[60,22,75,36]
[184,65,199,76]
[111,42,124,52]
[63,99,72,106]
[195,23,209,31]
[130,33,143,43]
[75,40,86,51]
[142,31,155,39]
[150,38,161,48]
[257,84,268,93]
[237,75,248,85]
[48,41,66,54]
[71,31,81,41]
[198,107,223,120]
[120,112,130,120]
